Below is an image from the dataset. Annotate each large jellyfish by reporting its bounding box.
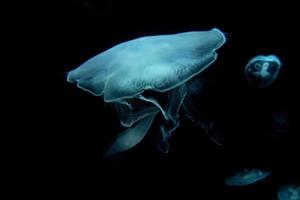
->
[244,55,282,87]
[67,28,226,156]
[277,183,300,200]
[225,168,271,186]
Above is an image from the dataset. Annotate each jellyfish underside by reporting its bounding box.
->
[67,28,226,156]
[225,168,271,186]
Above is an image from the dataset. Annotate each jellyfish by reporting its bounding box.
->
[244,55,282,87]
[272,110,289,134]
[225,168,271,186]
[67,28,226,156]
[277,183,300,200]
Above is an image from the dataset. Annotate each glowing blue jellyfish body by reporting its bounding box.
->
[67,28,226,156]
[278,183,300,200]
[244,55,282,87]
[225,169,271,186]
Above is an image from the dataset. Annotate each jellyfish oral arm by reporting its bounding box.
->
[137,94,169,120]
[115,101,159,127]
[156,84,187,153]
[105,112,158,157]
[165,84,187,123]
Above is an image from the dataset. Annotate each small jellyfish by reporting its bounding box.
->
[225,168,271,186]
[244,55,282,87]
[67,28,226,156]
[278,183,300,200]
[272,110,289,134]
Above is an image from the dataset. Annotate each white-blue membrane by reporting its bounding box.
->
[278,183,300,200]
[67,28,226,156]
[225,169,271,186]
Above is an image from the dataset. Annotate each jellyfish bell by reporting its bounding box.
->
[277,182,300,200]
[244,55,282,88]
[67,28,226,156]
[225,168,271,186]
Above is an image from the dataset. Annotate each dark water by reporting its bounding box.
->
[39,0,300,198]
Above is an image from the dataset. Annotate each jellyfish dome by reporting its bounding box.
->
[278,183,300,200]
[67,28,226,156]
[244,55,282,88]
[225,168,271,186]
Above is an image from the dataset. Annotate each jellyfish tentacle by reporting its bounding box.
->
[166,84,187,123]
[105,111,158,157]
[157,125,171,153]
[183,76,224,145]
[183,96,224,146]
[157,84,187,153]
[136,85,187,153]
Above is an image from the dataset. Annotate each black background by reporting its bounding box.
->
[30,0,299,198]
